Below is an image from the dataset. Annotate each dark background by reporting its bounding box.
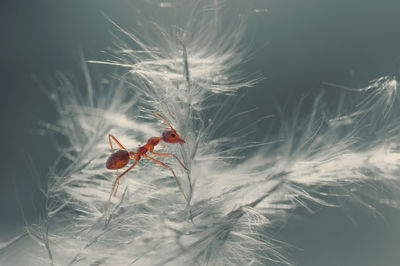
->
[1,0,400,265]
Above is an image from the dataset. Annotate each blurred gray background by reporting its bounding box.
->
[1,0,400,265]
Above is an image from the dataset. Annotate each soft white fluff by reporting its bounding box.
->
[2,1,399,265]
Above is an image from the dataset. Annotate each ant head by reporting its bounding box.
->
[162,130,185,145]
[154,112,185,145]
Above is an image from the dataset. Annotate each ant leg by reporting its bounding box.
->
[149,151,189,171]
[106,158,140,210]
[108,134,134,159]
[108,134,126,151]
[143,154,189,203]
[113,169,119,197]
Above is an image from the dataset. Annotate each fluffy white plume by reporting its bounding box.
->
[1,1,399,265]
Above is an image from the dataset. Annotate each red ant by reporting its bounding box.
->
[105,112,189,209]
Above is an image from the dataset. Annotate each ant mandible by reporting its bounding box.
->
[105,112,189,209]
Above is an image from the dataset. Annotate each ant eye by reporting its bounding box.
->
[171,133,176,138]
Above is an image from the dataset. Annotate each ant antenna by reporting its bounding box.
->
[154,112,174,130]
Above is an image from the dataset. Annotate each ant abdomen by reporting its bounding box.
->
[106,150,130,169]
